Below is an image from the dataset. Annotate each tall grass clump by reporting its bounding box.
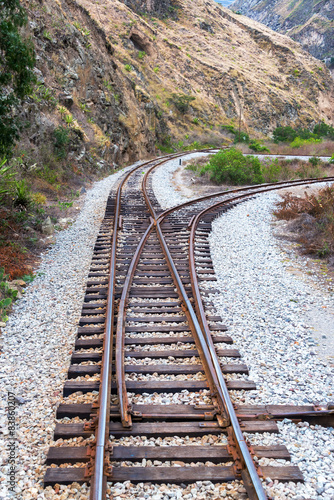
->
[200,148,264,185]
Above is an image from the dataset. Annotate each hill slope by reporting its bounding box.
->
[17,0,334,168]
[230,0,334,68]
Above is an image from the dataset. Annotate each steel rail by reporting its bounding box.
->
[187,176,334,499]
[90,151,193,499]
[90,162,145,499]
[156,175,334,222]
[142,163,235,424]
[115,222,154,427]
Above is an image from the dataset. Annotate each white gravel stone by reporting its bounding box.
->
[0,163,138,499]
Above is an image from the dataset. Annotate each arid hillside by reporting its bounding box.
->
[17,0,334,166]
[230,0,334,70]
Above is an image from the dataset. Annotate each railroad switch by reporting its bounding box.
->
[84,416,98,431]
[130,410,143,419]
[84,460,94,479]
[104,457,113,476]
[86,445,96,458]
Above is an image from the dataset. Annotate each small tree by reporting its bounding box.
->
[0,0,36,157]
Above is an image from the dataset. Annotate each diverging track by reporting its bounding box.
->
[44,152,334,499]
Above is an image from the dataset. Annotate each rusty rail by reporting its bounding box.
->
[90,151,197,499]
[186,176,334,499]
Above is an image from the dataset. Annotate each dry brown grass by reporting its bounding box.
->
[274,184,334,262]
[265,140,334,156]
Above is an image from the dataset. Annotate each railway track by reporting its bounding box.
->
[44,152,334,499]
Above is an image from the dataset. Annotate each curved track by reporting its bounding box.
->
[44,152,334,499]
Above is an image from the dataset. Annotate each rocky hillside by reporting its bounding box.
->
[230,0,334,70]
[17,0,334,168]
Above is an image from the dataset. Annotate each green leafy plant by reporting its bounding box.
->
[290,136,321,148]
[138,51,146,60]
[0,0,36,157]
[43,30,52,40]
[64,114,74,125]
[153,66,159,73]
[261,159,281,182]
[13,179,32,209]
[124,64,132,72]
[0,158,15,201]
[21,273,35,283]
[201,148,264,185]
[0,267,19,322]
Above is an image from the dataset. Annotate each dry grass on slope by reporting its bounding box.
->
[274,184,334,263]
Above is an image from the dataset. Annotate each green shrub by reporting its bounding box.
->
[290,136,322,148]
[249,140,270,153]
[168,93,195,114]
[313,122,334,140]
[124,64,132,71]
[261,159,282,182]
[54,126,70,159]
[221,125,236,134]
[273,126,298,143]
[138,51,146,60]
[309,156,321,167]
[200,148,264,185]
[273,122,334,143]
[329,154,334,164]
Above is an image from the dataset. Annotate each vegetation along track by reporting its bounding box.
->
[43,151,334,500]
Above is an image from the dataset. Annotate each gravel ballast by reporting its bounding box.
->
[1,153,333,500]
[0,165,136,499]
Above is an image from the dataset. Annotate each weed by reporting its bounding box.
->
[138,51,146,60]
[124,64,132,72]
[13,180,32,209]
[64,114,74,125]
[193,118,199,124]
[153,67,159,73]
[21,273,35,283]
[32,192,47,205]
[0,267,19,321]
[57,201,73,211]
[79,102,91,113]
[43,30,52,41]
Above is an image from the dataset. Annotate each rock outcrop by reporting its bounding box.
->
[18,0,334,167]
[230,0,334,71]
